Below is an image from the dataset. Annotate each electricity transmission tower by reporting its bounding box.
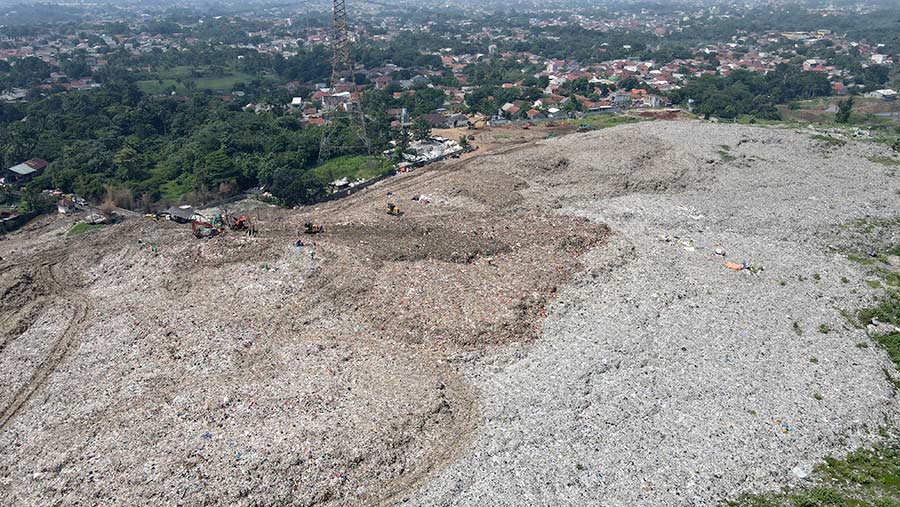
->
[318,0,371,163]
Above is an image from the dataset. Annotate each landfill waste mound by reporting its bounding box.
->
[1,120,899,506]
[0,134,606,506]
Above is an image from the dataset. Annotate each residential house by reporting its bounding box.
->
[866,89,897,101]
[526,109,546,120]
[374,76,394,89]
[5,158,48,184]
[423,113,450,129]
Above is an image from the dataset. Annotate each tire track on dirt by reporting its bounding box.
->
[0,249,91,431]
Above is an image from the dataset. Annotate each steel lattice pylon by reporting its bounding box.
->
[319,0,371,163]
[330,0,351,86]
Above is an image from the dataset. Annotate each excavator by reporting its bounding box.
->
[192,213,256,238]
[304,222,325,234]
[224,212,251,231]
[192,218,223,238]
[387,203,402,216]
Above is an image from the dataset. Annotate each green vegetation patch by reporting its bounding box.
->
[811,134,846,147]
[67,222,105,236]
[860,291,900,368]
[311,155,393,187]
[729,445,900,507]
[136,65,254,94]
[564,114,640,130]
[869,156,900,167]
[839,217,900,265]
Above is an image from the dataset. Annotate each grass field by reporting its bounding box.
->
[68,222,105,236]
[311,155,394,186]
[136,65,254,94]
[567,113,642,129]
[778,97,900,127]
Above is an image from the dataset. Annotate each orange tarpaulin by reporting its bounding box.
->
[725,262,744,271]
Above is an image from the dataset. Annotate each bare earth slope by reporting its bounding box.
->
[0,141,604,506]
[1,120,898,506]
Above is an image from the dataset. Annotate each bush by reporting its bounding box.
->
[835,97,853,124]
[18,188,54,214]
[103,187,135,209]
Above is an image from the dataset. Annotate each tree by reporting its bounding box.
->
[201,147,238,187]
[18,187,54,214]
[271,166,325,206]
[617,77,641,91]
[569,77,591,94]
[836,97,854,124]
[113,146,141,181]
[412,117,430,141]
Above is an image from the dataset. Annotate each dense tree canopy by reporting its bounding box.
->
[669,67,832,120]
[0,80,382,208]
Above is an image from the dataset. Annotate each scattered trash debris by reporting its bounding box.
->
[714,247,726,256]
[791,464,811,480]
[84,213,109,225]
[777,419,792,433]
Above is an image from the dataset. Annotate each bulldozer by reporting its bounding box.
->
[304,222,325,234]
[387,203,403,216]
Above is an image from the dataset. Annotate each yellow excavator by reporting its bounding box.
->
[304,222,325,234]
[387,203,402,216]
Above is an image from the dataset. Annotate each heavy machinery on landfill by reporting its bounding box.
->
[304,222,325,234]
[191,213,226,238]
[190,212,255,238]
[224,212,251,231]
[192,219,221,238]
[387,203,402,216]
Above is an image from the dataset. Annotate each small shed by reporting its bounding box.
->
[6,158,48,183]
[162,205,195,223]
